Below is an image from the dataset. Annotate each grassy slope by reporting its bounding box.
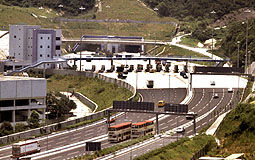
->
[0,1,177,40]
[47,74,132,111]
[213,103,255,158]
[135,135,215,160]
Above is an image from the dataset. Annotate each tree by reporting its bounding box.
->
[27,110,40,129]
[0,121,13,136]
[46,91,77,119]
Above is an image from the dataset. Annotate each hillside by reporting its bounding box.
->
[211,103,255,159]
[0,0,177,40]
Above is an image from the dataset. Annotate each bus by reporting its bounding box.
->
[108,122,132,143]
[131,120,155,139]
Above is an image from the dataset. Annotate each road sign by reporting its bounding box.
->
[164,103,188,113]
[85,142,101,151]
[113,101,154,111]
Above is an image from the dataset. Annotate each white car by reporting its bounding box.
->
[214,93,219,98]
[210,81,215,86]
[228,88,233,93]
[176,127,185,133]
[186,112,195,120]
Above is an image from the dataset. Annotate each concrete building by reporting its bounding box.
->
[0,76,46,124]
[8,24,62,69]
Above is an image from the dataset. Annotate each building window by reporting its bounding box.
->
[28,37,30,39]
[59,54,61,56]
[40,45,43,48]
[14,35,16,38]
[41,37,43,39]
[47,55,50,57]
[19,46,20,48]
[56,46,60,50]
[48,46,50,48]
[28,46,30,48]
[40,54,42,57]
[48,37,50,40]
[56,37,61,40]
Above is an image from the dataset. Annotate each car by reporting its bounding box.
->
[158,100,165,107]
[228,88,233,93]
[176,127,185,133]
[210,81,215,86]
[214,93,219,98]
[105,118,116,124]
[186,112,195,120]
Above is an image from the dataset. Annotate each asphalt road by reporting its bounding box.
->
[113,88,237,160]
[0,89,186,160]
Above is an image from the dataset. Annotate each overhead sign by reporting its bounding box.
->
[113,101,154,111]
[164,103,188,113]
[194,67,244,73]
[86,142,101,151]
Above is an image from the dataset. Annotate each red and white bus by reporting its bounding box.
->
[108,122,132,143]
[131,120,155,139]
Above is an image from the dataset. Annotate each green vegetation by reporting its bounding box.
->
[0,0,177,40]
[74,135,153,160]
[0,0,95,16]
[155,45,209,58]
[135,134,215,160]
[142,0,253,20]
[180,36,200,47]
[27,110,40,129]
[212,103,255,159]
[46,91,77,119]
[0,121,14,136]
[47,74,133,111]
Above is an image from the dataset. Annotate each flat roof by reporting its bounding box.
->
[109,122,131,129]
[0,76,45,81]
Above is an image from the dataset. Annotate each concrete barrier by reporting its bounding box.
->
[0,69,136,145]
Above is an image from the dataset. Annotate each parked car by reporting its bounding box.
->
[214,93,219,98]
[210,81,215,86]
[228,88,233,93]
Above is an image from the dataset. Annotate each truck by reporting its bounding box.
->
[11,140,40,159]
[147,80,154,88]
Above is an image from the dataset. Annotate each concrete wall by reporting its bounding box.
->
[0,69,136,144]
[0,78,46,99]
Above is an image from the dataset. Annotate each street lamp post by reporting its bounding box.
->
[245,9,251,73]
[79,6,86,73]
[210,10,216,60]
[237,41,240,68]
[153,8,158,55]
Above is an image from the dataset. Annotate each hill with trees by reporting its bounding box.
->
[0,0,95,16]
[142,0,254,20]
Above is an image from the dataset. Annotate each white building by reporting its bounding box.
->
[0,76,46,124]
[8,24,62,69]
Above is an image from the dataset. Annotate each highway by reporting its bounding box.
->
[0,89,186,160]
[112,88,237,159]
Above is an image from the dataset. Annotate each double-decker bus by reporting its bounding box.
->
[131,120,155,139]
[108,122,132,143]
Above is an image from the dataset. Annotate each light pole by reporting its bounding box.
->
[153,8,158,56]
[106,5,110,36]
[245,9,251,73]
[79,6,86,73]
[237,41,240,68]
[210,10,216,60]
